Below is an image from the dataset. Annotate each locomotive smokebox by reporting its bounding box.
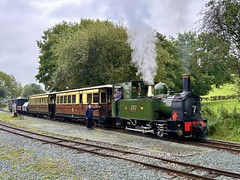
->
[182,74,190,92]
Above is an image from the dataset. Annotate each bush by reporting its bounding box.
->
[202,105,240,142]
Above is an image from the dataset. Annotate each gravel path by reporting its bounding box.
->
[0,112,239,179]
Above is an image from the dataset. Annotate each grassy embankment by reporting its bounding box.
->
[202,83,240,142]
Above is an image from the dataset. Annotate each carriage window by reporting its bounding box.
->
[101,93,106,103]
[60,96,63,103]
[93,93,99,103]
[68,95,71,103]
[79,94,82,103]
[87,94,92,104]
[72,95,76,103]
[64,96,67,103]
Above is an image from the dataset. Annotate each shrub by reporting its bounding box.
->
[202,104,240,142]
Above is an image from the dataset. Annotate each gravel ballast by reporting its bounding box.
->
[0,131,173,179]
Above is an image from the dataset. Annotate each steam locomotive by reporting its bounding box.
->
[11,74,207,138]
[113,74,207,138]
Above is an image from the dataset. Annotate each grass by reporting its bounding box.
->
[207,83,237,96]
[203,99,240,112]
[0,111,29,128]
[202,82,240,142]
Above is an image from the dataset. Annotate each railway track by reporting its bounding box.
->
[176,138,240,154]
[0,122,239,180]
[96,127,240,154]
[198,139,240,153]
[1,109,240,155]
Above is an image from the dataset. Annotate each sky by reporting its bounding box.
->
[0,0,209,88]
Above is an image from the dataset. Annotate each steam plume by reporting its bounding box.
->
[127,26,157,85]
[106,0,158,85]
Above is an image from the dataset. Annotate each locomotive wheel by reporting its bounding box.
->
[176,128,184,138]
[154,128,164,137]
[126,121,134,128]
[156,129,164,137]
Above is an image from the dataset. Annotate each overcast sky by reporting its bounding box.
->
[0,0,208,87]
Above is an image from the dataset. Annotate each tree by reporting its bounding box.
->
[51,19,136,90]
[22,83,45,98]
[200,0,240,94]
[173,32,234,95]
[155,33,183,92]
[0,71,22,99]
[36,21,81,91]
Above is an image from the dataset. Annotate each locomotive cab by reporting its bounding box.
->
[113,81,173,134]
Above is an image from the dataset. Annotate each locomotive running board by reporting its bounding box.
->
[125,127,154,134]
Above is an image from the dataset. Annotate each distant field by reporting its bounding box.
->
[202,82,239,111]
[207,83,237,96]
[203,99,240,112]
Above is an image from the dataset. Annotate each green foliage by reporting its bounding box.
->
[36,21,81,91]
[0,71,22,99]
[201,0,240,48]
[22,83,45,98]
[155,33,183,92]
[202,100,240,142]
[173,32,234,95]
[47,19,137,90]
[200,0,240,96]
[37,17,239,95]
[37,19,188,92]
[207,83,236,96]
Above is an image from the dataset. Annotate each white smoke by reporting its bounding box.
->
[106,0,158,85]
[127,26,157,85]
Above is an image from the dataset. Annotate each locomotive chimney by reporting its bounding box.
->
[182,74,190,92]
[147,85,154,97]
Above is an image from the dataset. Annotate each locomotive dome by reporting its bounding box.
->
[154,82,168,96]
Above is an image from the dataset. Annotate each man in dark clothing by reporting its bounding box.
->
[114,89,122,117]
[85,103,99,130]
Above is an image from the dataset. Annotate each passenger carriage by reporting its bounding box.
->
[28,94,51,117]
[54,85,113,124]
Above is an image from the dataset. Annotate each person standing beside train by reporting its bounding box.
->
[114,89,122,117]
[85,103,100,130]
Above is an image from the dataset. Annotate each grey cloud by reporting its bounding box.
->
[0,0,47,85]
[49,1,108,20]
